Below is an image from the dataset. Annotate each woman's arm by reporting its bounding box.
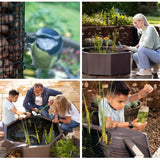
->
[52,106,59,123]
[59,116,71,124]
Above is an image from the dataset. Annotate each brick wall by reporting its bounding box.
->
[82,25,160,47]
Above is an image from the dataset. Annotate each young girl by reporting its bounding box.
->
[49,95,80,132]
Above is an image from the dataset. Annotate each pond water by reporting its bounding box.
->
[82,127,105,157]
[7,117,59,146]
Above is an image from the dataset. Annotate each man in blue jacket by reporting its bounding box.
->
[23,83,62,118]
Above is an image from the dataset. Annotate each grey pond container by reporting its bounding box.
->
[83,124,152,158]
[82,47,131,76]
[4,116,63,158]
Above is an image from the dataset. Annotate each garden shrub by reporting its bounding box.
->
[83,2,160,16]
[50,139,79,158]
[82,7,133,26]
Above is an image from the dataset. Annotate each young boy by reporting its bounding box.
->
[2,89,31,133]
[98,81,153,132]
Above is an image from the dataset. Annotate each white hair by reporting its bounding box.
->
[133,13,150,27]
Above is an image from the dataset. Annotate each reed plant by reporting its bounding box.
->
[97,82,108,144]
[19,119,31,145]
[34,123,40,144]
[112,29,119,51]
[83,94,91,134]
[43,124,54,144]
[93,36,103,53]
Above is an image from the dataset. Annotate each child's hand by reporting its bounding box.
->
[136,44,140,49]
[26,112,31,117]
[138,84,153,99]
[143,84,153,93]
[48,100,54,106]
[132,118,147,131]
[16,111,24,116]
[52,118,59,123]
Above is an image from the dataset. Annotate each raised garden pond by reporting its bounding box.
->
[5,116,62,157]
[82,124,152,158]
[82,46,131,76]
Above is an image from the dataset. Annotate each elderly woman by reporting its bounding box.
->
[123,13,160,76]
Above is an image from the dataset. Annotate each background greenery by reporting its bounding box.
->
[24,2,80,79]
[82,2,160,26]
[83,2,160,17]
[25,2,80,42]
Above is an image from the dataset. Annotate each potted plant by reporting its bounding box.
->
[124,100,141,122]
[82,30,131,76]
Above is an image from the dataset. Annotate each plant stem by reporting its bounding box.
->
[83,94,90,134]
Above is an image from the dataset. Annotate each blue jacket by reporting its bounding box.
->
[23,87,62,111]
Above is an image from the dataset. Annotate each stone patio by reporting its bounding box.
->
[83,69,160,79]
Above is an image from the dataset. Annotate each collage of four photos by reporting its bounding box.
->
[0,1,160,158]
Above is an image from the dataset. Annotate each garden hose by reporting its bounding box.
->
[37,104,49,114]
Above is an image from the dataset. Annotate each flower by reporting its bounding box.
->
[104,37,109,40]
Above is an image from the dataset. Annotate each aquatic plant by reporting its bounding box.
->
[104,35,111,52]
[112,29,119,51]
[97,82,108,144]
[43,124,54,144]
[93,36,103,53]
[83,94,91,134]
[137,106,149,123]
[19,119,31,145]
[34,123,40,144]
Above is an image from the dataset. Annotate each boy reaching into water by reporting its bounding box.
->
[98,81,153,132]
[2,90,31,133]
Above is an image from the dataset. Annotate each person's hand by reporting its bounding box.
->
[16,111,24,116]
[52,118,59,123]
[143,84,153,94]
[48,100,54,106]
[26,112,31,117]
[136,44,140,49]
[18,116,23,120]
[33,108,39,112]
[132,119,147,132]
[122,45,130,51]
[138,84,153,99]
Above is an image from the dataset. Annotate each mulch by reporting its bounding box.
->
[144,109,160,155]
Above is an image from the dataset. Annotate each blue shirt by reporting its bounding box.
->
[23,87,62,111]
[98,98,129,126]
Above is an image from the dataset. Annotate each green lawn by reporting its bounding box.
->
[25,2,80,42]
[146,16,160,25]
